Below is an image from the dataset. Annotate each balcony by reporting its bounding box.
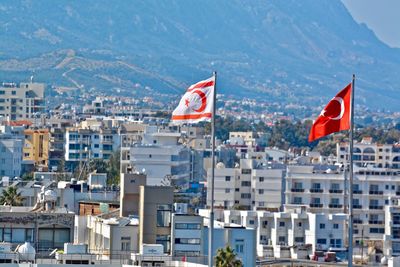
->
[369,205,384,210]
[329,204,343,209]
[353,190,363,194]
[310,203,323,208]
[329,189,343,194]
[353,204,362,209]
[353,219,363,224]
[369,220,384,225]
[291,188,304,192]
[369,191,383,195]
[310,188,323,193]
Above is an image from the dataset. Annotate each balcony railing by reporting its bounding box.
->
[291,188,305,192]
[310,203,323,208]
[329,189,343,194]
[353,190,363,194]
[353,204,362,209]
[369,205,384,210]
[369,191,384,195]
[369,220,383,225]
[310,188,323,193]
[329,204,343,208]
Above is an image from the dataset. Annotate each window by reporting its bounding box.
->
[249,220,255,225]
[330,239,342,248]
[278,236,286,242]
[121,237,131,251]
[225,176,231,181]
[320,223,325,229]
[175,223,201,230]
[333,224,339,229]
[258,189,264,194]
[370,228,384,234]
[12,91,16,95]
[225,189,230,193]
[157,204,172,227]
[94,144,99,148]
[279,221,285,227]
[293,197,302,204]
[156,235,171,253]
[241,193,251,199]
[317,238,327,244]
[241,169,251,174]
[259,177,264,182]
[298,222,302,227]
[175,238,200,244]
[241,181,251,186]
[235,240,244,253]
[294,237,304,243]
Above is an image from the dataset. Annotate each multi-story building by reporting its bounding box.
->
[384,198,400,257]
[337,137,400,168]
[129,127,190,186]
[0,82,45,121]
[285,164,400,244]
[171,213,204,257]
[64,127,120,170]
[199,207,346,260]
[0,205,74,253]
[0,133,23,177]
[139,186,174,253]
[76,214,139,259]
[23,129,49,171]
[207,158,285,210]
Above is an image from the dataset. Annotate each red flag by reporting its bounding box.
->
[172,76,215,124]
[308,83,352,142]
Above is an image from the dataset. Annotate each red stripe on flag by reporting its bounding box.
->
[172,113,212,120]
[187,81,214,92]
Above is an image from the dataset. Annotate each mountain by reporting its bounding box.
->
[0,0,399,110]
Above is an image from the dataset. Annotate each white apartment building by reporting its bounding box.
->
[171,214,204,257]
[0,82,45,121]
[0,133,23,177]
[199,207,346,260]
[337,137,400,168]
[129,127,190,186]
[384,198,400,257]
[285,164,400,243]
[64,127,120,168]
[207,158,284,210]
[75,214,139,259]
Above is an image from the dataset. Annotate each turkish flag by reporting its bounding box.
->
[172,76,215,124]
[308,83,352,142]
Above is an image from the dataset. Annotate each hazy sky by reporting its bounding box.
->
[342,0,400,48]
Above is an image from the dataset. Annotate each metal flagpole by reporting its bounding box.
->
[348,74,355,267]
[208,71,217,267]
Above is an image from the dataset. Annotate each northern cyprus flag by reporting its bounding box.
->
[172,76,215,124]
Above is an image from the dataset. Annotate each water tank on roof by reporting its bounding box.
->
[44,189,57,202]
[17,242,35,262]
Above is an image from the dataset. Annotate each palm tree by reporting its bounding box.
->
[215,245,243,267]
[0,186,24,206]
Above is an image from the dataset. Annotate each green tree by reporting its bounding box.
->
[106,150,120,185]
[0,186,24,206]
[215,245,243,267]
[89,159,108,173]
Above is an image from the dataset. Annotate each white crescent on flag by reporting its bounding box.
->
[172,76,215,124]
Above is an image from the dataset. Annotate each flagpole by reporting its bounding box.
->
[348,74,355,267]
[208,71,217,267]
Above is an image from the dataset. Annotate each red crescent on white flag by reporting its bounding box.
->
[191,90,207,113]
